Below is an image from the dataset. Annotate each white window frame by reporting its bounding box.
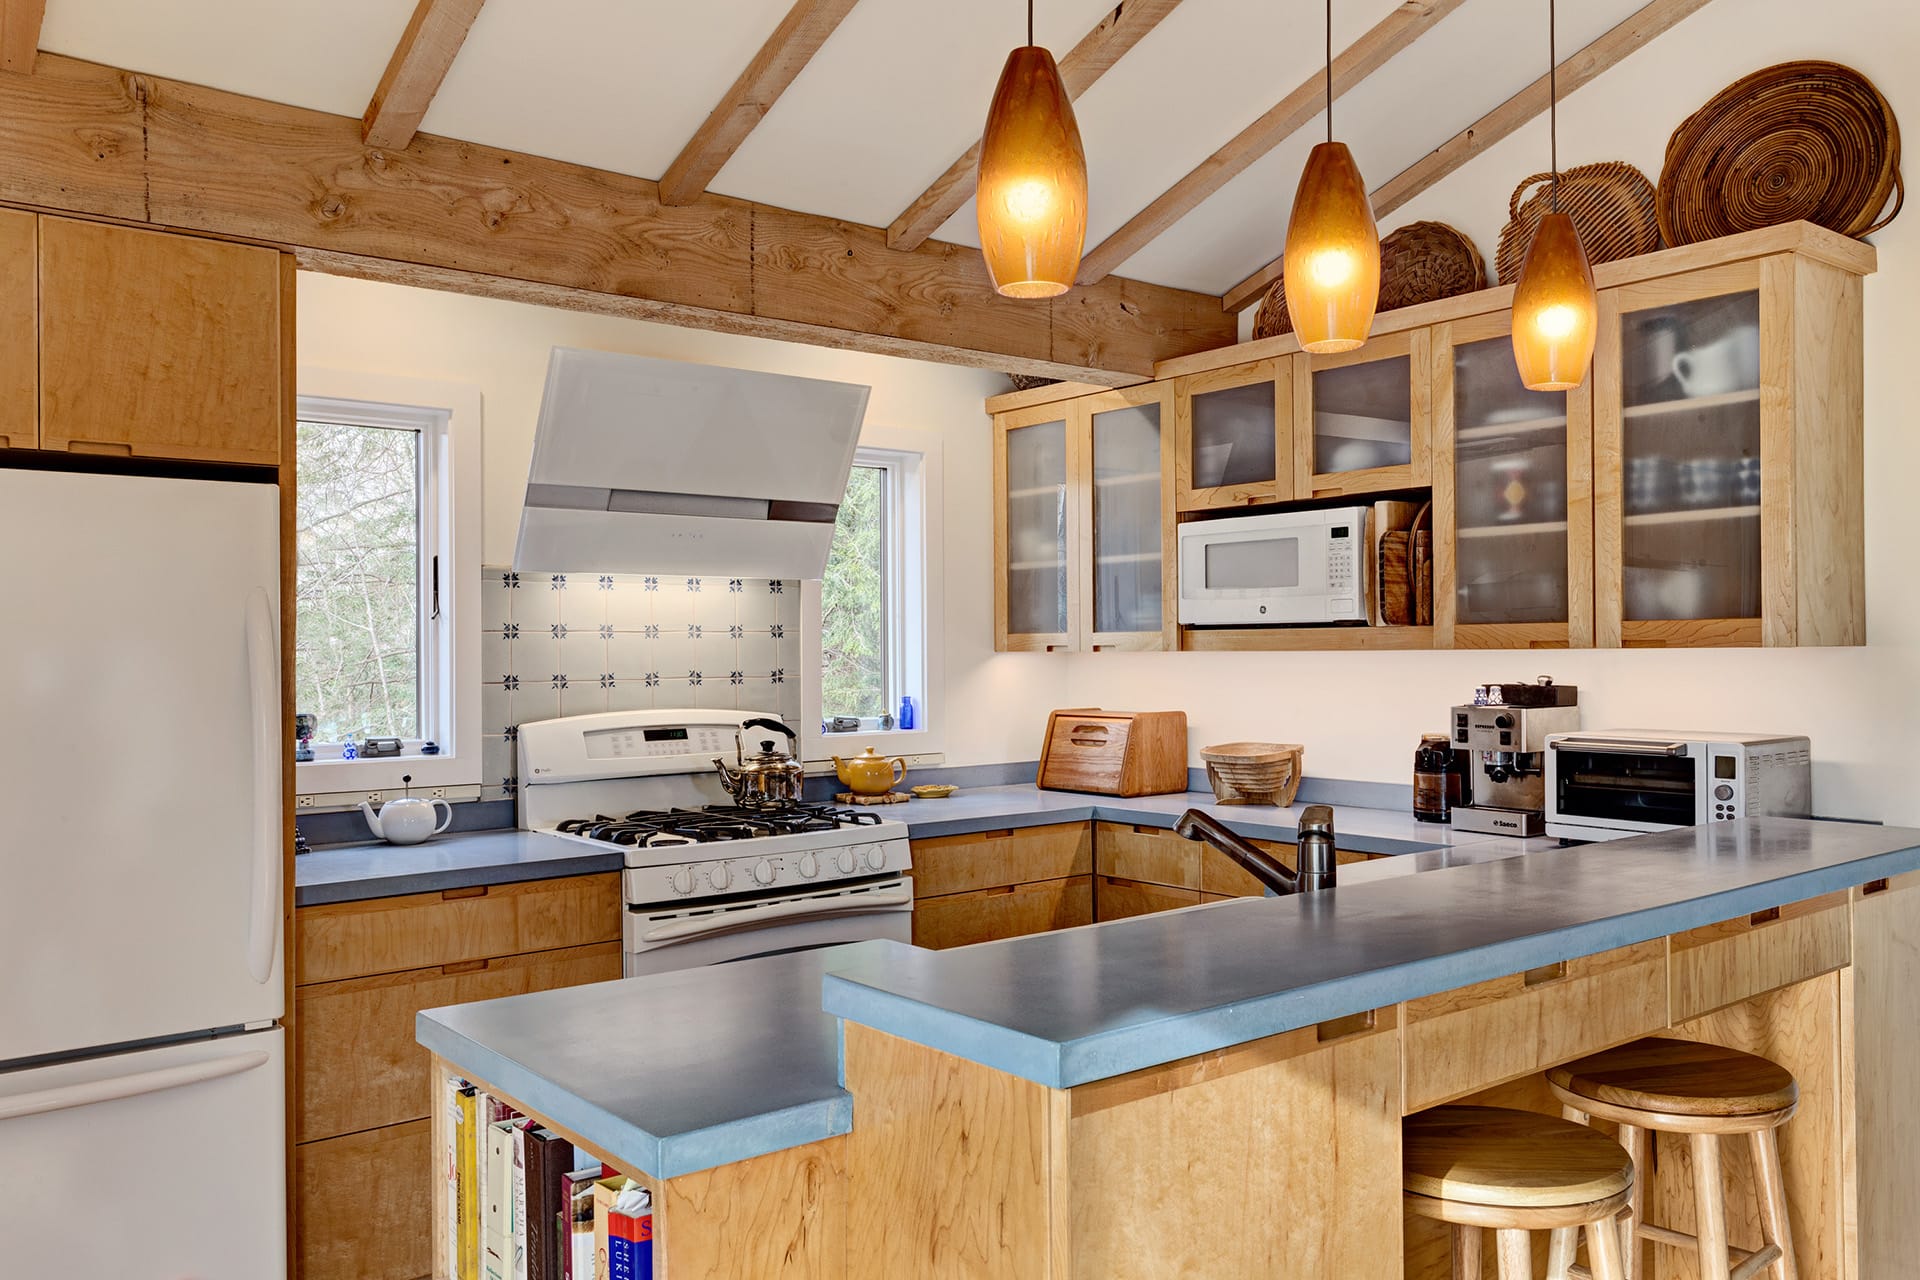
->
[801,427,944,767]
[294,369,483,793]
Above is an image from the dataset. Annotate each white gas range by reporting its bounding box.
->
[517,710,913,976]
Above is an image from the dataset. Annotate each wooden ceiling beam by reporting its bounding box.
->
[1219,0,1718,314]
[0,0,45,74]
[0,54,1233,382]
[658,0,861,206]
[363,0,488,150]
[886,0,1185,253]
[1076,0,1464,286]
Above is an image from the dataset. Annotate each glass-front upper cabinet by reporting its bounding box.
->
[995,404,1078,651]
[1291,329,1431,499]
[1433,313,1593,648]
[1082,385,1175,650]
[1172,358,1291,511]
[1595,262,1773,646]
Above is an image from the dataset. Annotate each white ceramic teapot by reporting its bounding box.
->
[361,775,453,846]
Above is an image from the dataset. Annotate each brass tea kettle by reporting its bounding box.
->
[713,718,805,809]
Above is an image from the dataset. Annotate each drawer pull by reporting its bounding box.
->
[1316,1010,1375,1043]
[441,885,489,901]
[441,959,489,975]
[1748,907,1782,927]
[1862,878,1891,896]
[66,439,134,457]
[1523,961,1569,988]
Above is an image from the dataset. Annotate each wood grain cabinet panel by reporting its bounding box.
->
[0,210,35,449]
[1095,875,1202,921]
[913,876,1092,949]
[1669,893,1850,1022]
[39,216,282,465]
[295,941,620,1143]
[295,874,622,984]
[909,823,1092,898]
[1095,822,1199,889]
[1402,940,1668,1112]
[296,1119,432,1280]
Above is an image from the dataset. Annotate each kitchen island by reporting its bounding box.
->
[419,818,1920,1279]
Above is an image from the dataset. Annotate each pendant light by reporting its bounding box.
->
[976,0,1088,299]
[1511,0,1597,391]
[1282,0,1380,354]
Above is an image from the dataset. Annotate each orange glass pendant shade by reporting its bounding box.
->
[1283,142,1381,353]
[977,45,1088,299]
[1512,211,1597,391]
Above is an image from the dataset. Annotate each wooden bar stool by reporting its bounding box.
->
[1404,1105,1633,1280]
[1546,1037,1799,1280]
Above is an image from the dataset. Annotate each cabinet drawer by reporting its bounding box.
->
[0,210,33,450]
[1670,893,1850,1021]
[296,941,620,1143]
[910,823,1092,898]
[1096,822,1199,889]
[1402,940,1668,1112]
[296,874,622,985]
[913,876,1092,949]
[1193,840,1381,897]
[1095,875,1204,922]
[297,1120,431,1280]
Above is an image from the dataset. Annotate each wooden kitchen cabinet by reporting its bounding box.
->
[0,209,36,450]
[1291,328,1431,499]
[38,216,283,465]
[911,823,1094,948]
[1432,310,1595,649]
[915,877,1094,948]
[297,1120,433,1280]
[1094,821,1376,917]
[1172,357,1292,511]
[995,402,1078,651]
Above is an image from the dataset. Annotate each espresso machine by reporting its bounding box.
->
[1449,679,1579,837]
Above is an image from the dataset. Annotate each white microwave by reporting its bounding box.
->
[1545,731,1813,842]
[1177,506,1371,626]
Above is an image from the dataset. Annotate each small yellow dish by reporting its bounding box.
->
[910,784,957,799]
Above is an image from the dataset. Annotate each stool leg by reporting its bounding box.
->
[1452,1224,1483,1280]
[1586,1213,1627,1280]
[1495,1227,1533,1280]
[1692,1133,1732,1280]
[1620,1123,1649,1280]
[1750,1128,1800,1280]
[1546,1226,1578,1279]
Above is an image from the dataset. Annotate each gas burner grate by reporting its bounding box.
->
[553,802,884,845]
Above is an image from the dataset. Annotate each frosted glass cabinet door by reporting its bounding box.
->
[1174,359,1289,511]
[996,411,1074,649]
[1295,329,1429,498]
[1437,322,1590,646]
[1087,387,1173,647]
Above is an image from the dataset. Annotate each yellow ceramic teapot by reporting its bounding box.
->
[833,746,908,796]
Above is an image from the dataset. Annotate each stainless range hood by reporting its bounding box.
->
[514,348,871,579]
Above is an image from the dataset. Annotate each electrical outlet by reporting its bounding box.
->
[429,788,447,800]
[364,791,383,806]
[295,794,316,809]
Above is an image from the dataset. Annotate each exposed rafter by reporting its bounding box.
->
[362,0,489,150]
[886,0,1185,253]
[659,0,862,206]
[1077,0,1463,286]
[1220,0,1718,314]
[0,0,44,74]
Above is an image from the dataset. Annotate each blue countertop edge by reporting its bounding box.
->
[821,820,1920,1090]
[295,829,623,906]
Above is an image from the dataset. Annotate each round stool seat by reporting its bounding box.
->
[1404,1105,1635,1208]
[1547,1037,1798,1119]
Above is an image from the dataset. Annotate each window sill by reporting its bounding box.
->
[295,752,480,797]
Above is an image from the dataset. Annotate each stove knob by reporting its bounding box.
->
[669,867,696,896]
[753,859,777,886]
[863,846,887,872]
[835,849,858,875]
[709,863,733,891]
[798,853,820,879]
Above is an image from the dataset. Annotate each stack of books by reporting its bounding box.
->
[443,1077,653,1280]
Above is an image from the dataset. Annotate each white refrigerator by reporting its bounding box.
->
[0,467,287,1277]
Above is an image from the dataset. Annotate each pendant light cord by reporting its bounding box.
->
[1325,0,1333,143]
[1549,0,1559,212]
[1028,0,1034,47]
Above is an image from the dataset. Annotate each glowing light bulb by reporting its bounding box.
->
[1003,179,1054,224]
[1534,304,1578,340]
[1308,249,1356,289]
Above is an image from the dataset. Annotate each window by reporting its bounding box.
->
[809,439,938,754]
[292,370,482,796]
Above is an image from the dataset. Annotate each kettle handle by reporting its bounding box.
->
[740,717,797,745]
[431,798,454,835]
[889,757,907,783]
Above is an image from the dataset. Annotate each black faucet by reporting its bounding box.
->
[1174,805,1339,896]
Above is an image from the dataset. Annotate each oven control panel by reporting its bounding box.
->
[622,836,913,908]
[584,723,736,761]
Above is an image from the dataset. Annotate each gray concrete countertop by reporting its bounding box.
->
[416,942,887,1181]
[294,829,621,907]
[822,818,1920,1089]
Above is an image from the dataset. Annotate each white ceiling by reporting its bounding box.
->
[40,0,1661,296]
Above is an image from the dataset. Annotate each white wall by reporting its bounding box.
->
[295,273,1056,768]
[1095,0,1920,823]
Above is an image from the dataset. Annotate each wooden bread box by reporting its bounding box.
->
[1037,709,1189,797]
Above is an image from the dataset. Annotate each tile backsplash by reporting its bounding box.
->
[481,568,804,800]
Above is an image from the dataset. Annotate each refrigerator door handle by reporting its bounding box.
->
[0,1050,271,1123]
[244,587,281,985]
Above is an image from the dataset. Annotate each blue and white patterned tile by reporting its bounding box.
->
[481,621,515,682]
[651,675,697,707]
[482,735,513,796]
[482,682,514,738]
[734,678,778,718]
[605,576,652,632]
[560,684,608,716]
[734,586,777,630]
[737,633,777,675]
[777,634,804,679]
[511,628,563,688]
[560,632,606,691]
[508,681,562,729]
[694,678,743,710]
[653,582,699,631]
[607,678,654,716]
[652,634,701,679]
[606,633,653,683]
[481,570,513,632]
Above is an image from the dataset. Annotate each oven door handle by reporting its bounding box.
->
[1549,738,1691,756]
[639,888,914,945]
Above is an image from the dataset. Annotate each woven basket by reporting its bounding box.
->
[1254,221,1485,340]
[1200,742,1305,807]
[1658,60,1903,246]
[1495,162,1661,284]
